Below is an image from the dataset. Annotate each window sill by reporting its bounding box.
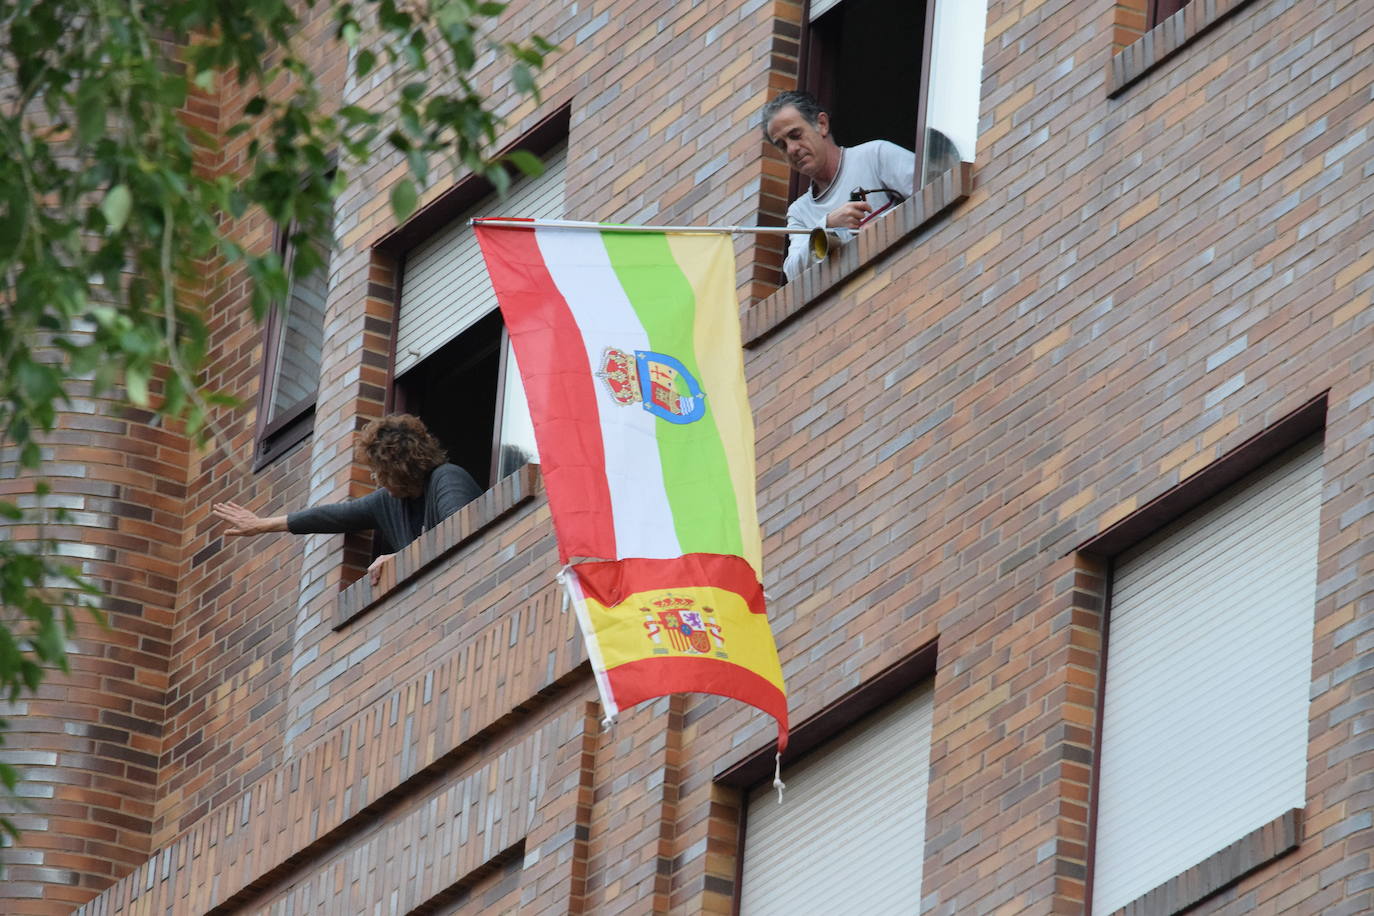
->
[253,403,316,471]
[743,162,972,349]
[333,463,541,628]
[1108,0,1258,98]
[1102,808,1302,916]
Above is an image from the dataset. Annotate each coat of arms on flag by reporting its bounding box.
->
[474,220,788,755]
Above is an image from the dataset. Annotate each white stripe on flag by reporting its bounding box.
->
[534,227,680,560]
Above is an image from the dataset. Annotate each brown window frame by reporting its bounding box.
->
[718,639,938,914]
[373,104,571,491]
[253,217,332,470]
[792,0,950,207]
[1075,391,1327,916]
[1149,0,1189,28]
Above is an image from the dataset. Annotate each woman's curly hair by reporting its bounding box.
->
[358,414,447,499]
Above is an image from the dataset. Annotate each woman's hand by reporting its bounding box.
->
[212,502,286,536]
[368,552,396,587]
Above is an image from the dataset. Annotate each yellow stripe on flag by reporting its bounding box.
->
[665,232,763,575]
[583,584,785,695]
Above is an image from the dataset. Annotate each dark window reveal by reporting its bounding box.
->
[799,0,984,195]
[394,310,534,490]
[1150,0,1189,27]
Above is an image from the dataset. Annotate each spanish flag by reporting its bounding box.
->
[475,221,787,751]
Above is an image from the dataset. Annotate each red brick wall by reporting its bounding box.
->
[0,398,185,913]
[3,0,1370,913]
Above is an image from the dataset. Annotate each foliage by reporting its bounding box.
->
[0,0,552,840]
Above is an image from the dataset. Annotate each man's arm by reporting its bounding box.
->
[875,140,917,203]
[782,208,818,282]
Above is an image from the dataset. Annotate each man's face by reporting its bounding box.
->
[766,105,831,181]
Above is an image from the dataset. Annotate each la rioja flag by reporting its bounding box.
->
[474,220,787,752]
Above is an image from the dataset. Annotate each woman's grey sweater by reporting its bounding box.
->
[286,463,481,554]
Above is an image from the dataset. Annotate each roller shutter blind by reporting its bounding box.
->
[1091,440,1323,916]
[395,147,566,376]
[740,682,932,915]
[809,0,842,21]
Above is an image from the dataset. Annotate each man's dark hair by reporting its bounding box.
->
[760,90,826,143]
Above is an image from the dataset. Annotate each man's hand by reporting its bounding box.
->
[368,553,396,587]
[826,200,873,230]
[212,502,287,536]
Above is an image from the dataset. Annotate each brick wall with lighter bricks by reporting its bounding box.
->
[1,0,1370,913]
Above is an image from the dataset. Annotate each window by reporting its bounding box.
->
[739,682,933,914]
[1090,439,1323,915]
[255,215,332,467]
[1150,0,1189,28]
[799,0,986,189]
[391,145,564,488]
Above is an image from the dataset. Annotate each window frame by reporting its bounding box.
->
[792,0,951,205]
[717,640,938,914]
[1076,392,1328,916]
[253,218,331,470]
[1149,0,1189,29]
[374,105,570,490]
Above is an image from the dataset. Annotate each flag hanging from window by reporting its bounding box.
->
[474,220,787,752]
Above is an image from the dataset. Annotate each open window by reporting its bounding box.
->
[1150,0,1189,27]
[255,210,333,468]
[799,0,987,190]
[389,143,565,489]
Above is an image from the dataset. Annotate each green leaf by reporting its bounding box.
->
[511,62,535,96]
[356,49,376,78]
[76,83,107,145]
[342,21,360,46]
[0,184,25,264]
[505,149,543,177]
[193,69,216,91]
[125,365,150,407]
[390,178,418,221]
[100,184,132,232]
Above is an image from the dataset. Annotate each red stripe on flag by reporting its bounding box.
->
[573,554,765,615]
[474,224,616,562]
[606,656,788,751]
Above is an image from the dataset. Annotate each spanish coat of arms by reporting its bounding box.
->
[642,595,727,658]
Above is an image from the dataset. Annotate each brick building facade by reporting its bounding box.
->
[2,0,1371,913]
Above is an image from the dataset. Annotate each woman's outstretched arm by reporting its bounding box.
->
[212,501,289,536]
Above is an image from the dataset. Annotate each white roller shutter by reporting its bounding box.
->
[1091,440,1323,916]
[741,682,932,915]
[809,0,843,22]
[395,147,566,375]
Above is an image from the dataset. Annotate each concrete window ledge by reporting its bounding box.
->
[742,162,972,348]
[1105,808,1303,916]
[334,463,542,628]
[1108,0,1260,98]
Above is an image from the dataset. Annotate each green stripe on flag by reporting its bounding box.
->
[601,231,744,558]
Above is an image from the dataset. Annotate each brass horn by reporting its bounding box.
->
[809,226,839,261]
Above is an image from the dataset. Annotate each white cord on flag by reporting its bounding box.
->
[555,564,575,613]
[773,752,785,804]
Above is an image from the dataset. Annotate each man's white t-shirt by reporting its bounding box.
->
[783,141,916,281]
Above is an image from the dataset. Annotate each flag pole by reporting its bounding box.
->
[472,217,835,260]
